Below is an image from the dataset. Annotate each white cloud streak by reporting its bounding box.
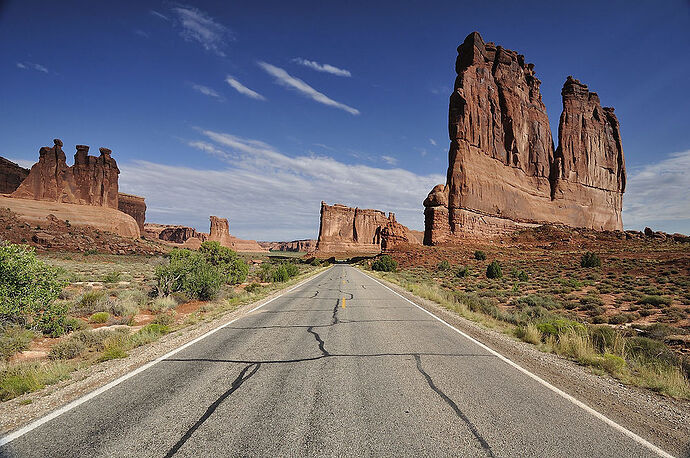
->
[171,6,230,56]
[257,62,360,115]
[190,83,222,99]
[225,76,265,100]
[118,130,442,240]
[150,10,169,21]
[16,62,48,73]
[622,150,690,233]
[292,58,351,77]
[381,155,398,166]
[429,138,437,146]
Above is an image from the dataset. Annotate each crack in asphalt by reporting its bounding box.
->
[332,299,340,325]
[307,326,330,357]
[413,354,494,456]
[165,353,495,365]
[164,362,261,457]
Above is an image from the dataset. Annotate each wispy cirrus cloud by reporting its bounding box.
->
[171,6,231,56]
[190,83,222,100]
[429,138,437,146]
[16,62,48,73]
[622,150,690,233]
[257,62,359,115]
[225,76,265,101]
[134,29,150,38]
[292,58,351,77]
[150,10,169,21]
[381,155,398,166]
[118,129,441,240]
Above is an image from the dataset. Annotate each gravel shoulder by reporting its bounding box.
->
[0,267,330,436]
[364,269,690,458]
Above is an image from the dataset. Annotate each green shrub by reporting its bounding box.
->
[580,252,601,268]
[609,313,636,325]
[590,325,618,352]
[49,338,86,360]
[0,243,67,335]
[245,283,262,293]
[514,294,560,310]
[437,260,451,271]
[152,311,176,326]
[284,262,300,278]
[258,263,274,282]
[372,255,397,272]
[129,323,169,347]
[486,261,502,279]
[102,271,122,283]
[0,326,35,361]
[456,266,469,278]
[474,250,486,261]
[637,295,672,307]
[199,241,249,285]
[149,295,178,312]
[89,312,110,323]
[517,270,529,282]
[272,265,290,282]
[155,249,223,300]
[626,337,677,366]
[536,318,586,338]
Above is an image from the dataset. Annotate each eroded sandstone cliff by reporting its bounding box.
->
[316,202,420,254]
[0,157,29,194]
[424,32,626,243]
[258,240,318,252]
[117,193,146,232]
[208,216,268,252]
[13,139,120,208]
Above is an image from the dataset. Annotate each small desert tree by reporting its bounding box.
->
[0,243,67,336]
[486,260,503,279]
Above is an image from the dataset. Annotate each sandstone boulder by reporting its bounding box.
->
[258,240,318,252]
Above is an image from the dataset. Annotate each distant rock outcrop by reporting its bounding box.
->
[258,239,318,252]
[0,157,29,194]
[424,32,626,243]
[145,217,267,252]
[316,202,420,255]
[208,216,267,252]
[117,193,146,232]
[13,139,120,208]
[6,139,139,238]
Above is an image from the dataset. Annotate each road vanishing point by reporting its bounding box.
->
[0,265,672,457]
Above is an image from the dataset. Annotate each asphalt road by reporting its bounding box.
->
[1,265,668,457]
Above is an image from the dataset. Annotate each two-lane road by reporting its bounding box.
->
[1,265,669,457]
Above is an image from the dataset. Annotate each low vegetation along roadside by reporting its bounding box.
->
[0,241,328,401]
[362,252,690,400]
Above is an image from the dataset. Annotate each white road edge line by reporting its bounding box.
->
[357,267,674,458]
[0,267,333,447]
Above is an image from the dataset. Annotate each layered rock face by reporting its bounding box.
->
[424,32,626,243]
[316,202,420,254]
[0,157,29,194]
[117,193,146,232]
[13,139,120,208]
[208,216,267,252]
[258,240,318,252]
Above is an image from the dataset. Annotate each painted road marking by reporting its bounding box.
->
[342,296,346,308]
[0,267,333,447]
[356,267,674,458]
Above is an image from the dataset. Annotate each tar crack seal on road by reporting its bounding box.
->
[164,362,261,457]
[414,354,494,456]
[307,326,330,357]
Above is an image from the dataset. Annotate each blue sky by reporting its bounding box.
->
[1,1,689,240]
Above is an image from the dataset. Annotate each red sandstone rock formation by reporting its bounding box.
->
[13,139,120,208]
[424,32,626,244]
[316,202,420,255]
[117,193,146,232]
[208,216,268,252]
[380,214,422,251]
[0,157,29,194]
[258,240,318,252]
[143,223,207,248]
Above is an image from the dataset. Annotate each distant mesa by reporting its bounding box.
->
[258,239,318,253]
[315,201,421,256]
[144,216,268,253]
[1,139,144,238]
[424,32,626,244]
